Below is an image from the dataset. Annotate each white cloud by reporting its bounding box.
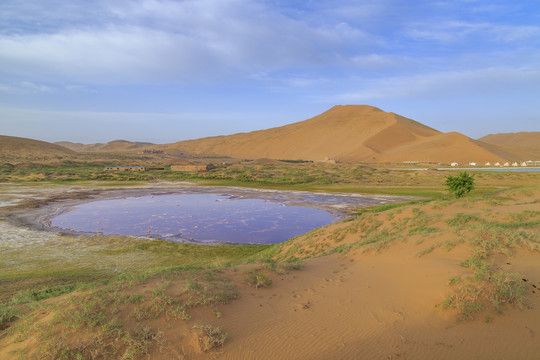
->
[406,20,540,44]
[0,81,55,94]
[0,0,372,85]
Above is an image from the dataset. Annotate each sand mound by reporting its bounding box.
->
[218,187,540,359]
[0,135,76,163]
[168,105,533,164]
[56,140,155,153]
[479,132,540,150]
[478,132,540,159]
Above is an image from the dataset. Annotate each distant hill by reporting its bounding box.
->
[478,132,540,159]
[56,140,155,152]
[1,135,76,163]
[166,105,530,164]
[5,107,537,165]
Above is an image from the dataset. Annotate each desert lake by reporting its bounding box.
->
[46,187,416,244]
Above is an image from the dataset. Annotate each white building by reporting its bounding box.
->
[451,162,459,167]
[469,162,477,166]
[485,162,491,166]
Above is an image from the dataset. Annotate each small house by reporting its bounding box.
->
[170,164,215,172]
[494,162,501,166]
[142,149,164,154]
[469,162,477,166]
[485,162,491,166]
[503,162,510,167]
[450,162,459,167]
[512,162,519,167]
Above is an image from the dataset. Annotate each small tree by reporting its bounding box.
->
[446,172,475,198]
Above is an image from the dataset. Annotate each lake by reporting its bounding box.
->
[47,187,417,245]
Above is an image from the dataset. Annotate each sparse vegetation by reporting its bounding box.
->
[445,172,475,198]
[245,271,272,288]
[194,324,228,352]
[0,162,539,358]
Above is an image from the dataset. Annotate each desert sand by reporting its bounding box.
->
[1,185,539,359]
[4,106,538,165]
[164,105,534,164]
[479,132,540,159]
[56,140,155,153]
[0,135,76,162]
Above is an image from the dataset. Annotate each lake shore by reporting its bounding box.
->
[1,179,539,359]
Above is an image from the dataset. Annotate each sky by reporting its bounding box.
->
[1,0,539,144]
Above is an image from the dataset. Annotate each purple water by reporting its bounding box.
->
[49,193,339,244]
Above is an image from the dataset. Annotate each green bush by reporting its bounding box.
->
[446,172,475,198]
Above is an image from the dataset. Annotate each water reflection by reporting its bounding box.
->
[49,193,338,244]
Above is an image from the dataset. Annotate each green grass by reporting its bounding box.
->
[1,166,538,347]
[1,266,242,359]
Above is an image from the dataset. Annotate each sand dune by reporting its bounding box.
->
[5,106,538,164]
[168,105,532,164]
[479,132,540,150]
[478,132,540,159]
[56,140,155,152]
[217,249,540,360]
[0,135,76,162]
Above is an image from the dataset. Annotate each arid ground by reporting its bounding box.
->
[0,164,539,359]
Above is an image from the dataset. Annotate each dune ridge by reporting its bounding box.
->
[56,140,155,152]
[0,135,76,162]
[478,132,540,159]
[166,105,531,163]
[4,106,538,164]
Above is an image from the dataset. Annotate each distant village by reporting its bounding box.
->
[100,148,540,172]
[104,164,216,172]
[448,160,540,167]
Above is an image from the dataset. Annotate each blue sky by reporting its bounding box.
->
[1,0,539,143]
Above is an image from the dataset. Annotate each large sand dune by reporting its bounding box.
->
[167,105,531,164]
[478,132,540,159]
[5,106,537,164]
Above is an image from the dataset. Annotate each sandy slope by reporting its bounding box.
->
[5,106,537,164]
[1,186,539,360]
[56,140,155,152]
[212,189,540,360]
[167,105,530,164]
[216,248,539,360]
[479,132,540,151]
[478,132,540,159]
[0,135,76,162]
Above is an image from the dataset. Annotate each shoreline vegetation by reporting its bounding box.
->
[1,161,539,359]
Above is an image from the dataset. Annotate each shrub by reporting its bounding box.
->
[446,172,475,198]
[194,324,228,352]
[245,272,272,288]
